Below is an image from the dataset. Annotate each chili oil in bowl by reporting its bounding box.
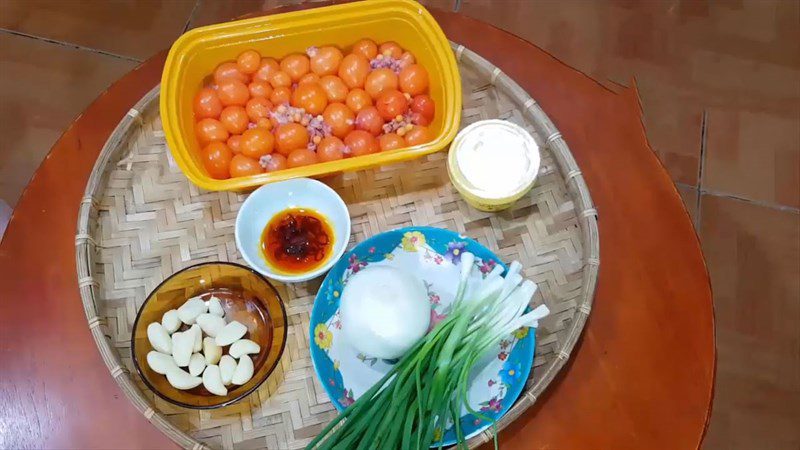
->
[235,178,351,283]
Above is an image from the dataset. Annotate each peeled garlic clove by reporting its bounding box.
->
[147,322,172,354]
[207,296,225,317]
[188,353,206,376]
[228,339,261,359]
[171,331,193,367]
[147,351,178,375]
[203,337,222,365]
[189,324,202,352]
[219,355,237,385]
[165,366,202,390]
[231,355,254,385]
[161,309,180,334]
[205,337,222,362]
[202,365,228,396]
[215,321,247,347]
[196,313,226,338]
[177,297,207,325]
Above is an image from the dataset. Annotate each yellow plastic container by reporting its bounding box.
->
[161,0,461,191]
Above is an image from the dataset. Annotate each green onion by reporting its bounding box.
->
[307,253,549,450]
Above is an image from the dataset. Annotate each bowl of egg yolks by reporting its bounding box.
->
[160,0,461,192]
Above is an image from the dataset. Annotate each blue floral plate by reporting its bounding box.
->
[309,226,536,446]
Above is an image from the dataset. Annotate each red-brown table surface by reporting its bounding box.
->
[0,7,714,450]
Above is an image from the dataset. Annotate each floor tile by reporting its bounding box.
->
[187,0,454,29]
[189,0,455,28]
[0,32,137,208]
[0,0,196,60]
[189,0,279,28]
[458,0,617,85]
[637,78,704,186]
[677,184,699,226]
[459,0,800,193]
[704,107,800,208]
[189,0,452,34]
[699,194,800,449]
[189,0,329,29]
[689,50,800,110]
[420,0,455,11]
[456,1,707,185]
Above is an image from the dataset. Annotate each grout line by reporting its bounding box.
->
[697,188,800,214]
[695,110,708,228]
[0,28,142,63]
[691,108,799,215]
[675,181,799,214]
[183,0,201,33]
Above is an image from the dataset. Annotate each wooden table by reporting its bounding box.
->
[0,6,714,450]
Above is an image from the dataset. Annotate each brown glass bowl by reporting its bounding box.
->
[131,262,287,409]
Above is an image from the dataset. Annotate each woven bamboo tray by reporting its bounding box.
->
[75,42,599,450]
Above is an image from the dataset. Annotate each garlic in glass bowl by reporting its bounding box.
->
[143,295,258,396]
[131,262,287,409]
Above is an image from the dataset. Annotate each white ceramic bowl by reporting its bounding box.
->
[235,178,351,283]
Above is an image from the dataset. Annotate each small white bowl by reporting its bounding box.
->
[235,178,351,283]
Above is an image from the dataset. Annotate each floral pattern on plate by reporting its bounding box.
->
[309,226,536,446]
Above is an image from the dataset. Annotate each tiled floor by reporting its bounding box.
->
[0,31,137,207]
[0,0,797,448]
